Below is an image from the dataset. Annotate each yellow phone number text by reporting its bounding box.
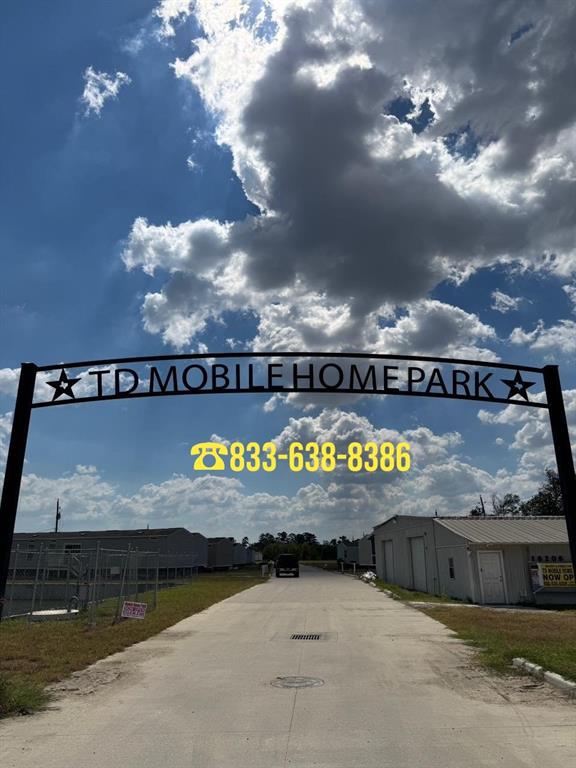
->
[190,441,411,473]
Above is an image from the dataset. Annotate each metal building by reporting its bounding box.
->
[357,534,376,568]
[336,540,359,564]
[373,515,573,605]
[11,527,208,570]
[233,542,255,566]
[207,537,235,569]
[6,527,209,618]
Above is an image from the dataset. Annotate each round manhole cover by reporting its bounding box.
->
[271,676,325,689]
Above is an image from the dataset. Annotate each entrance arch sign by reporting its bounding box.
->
[1,351,575,616]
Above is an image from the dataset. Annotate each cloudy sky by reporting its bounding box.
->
[1,0,575,541]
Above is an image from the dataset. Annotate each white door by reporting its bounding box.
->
[383,540,394,581]
[478,551,506,604]
[410,537,427,592]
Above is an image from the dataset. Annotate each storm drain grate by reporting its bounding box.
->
[291,633,321,640]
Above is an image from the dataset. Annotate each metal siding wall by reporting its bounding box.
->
[527,543,571,562]
[193,534,208,568]
[373,518,437,591]
[167,531,189,554]
[436,547,471,601]
[233,544,247,565]
[207,538,234,568]
[502,546,531,604]
[433,524,474,601]
[171,531,209,567]
[358,537,374,567]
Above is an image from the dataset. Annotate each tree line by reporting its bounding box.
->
[468,468,564,517]
[251,532,355,561]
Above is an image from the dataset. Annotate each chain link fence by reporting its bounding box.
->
[3,544,199,622]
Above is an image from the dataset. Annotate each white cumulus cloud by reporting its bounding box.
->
[123,0,576,357]
[81,66,131,117]
[491,290,522,313]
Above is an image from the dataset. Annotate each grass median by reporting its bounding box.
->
[373,578,576,681]
[420,604,576,681]
[0,570,267,718]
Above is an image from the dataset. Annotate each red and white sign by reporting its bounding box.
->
[121,601,147,619]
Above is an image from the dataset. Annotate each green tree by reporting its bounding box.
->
[491,493,522,516]
[254,533,275,551]
[521,469,563,516]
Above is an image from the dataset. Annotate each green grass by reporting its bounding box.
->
[0,571,267,718]
[375,578,457,603]
[421,604,576,681]
[0,674,49,718]
[374,578,576,680]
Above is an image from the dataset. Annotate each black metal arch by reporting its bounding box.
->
[1,351,574,617]
[31,351,548,409]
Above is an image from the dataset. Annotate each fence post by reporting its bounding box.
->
[65,552,71,607]
[134,549,139,602]
[89,541,101,628]
[153,550,160,610]
[28,543,44,624]
[114,544,131,623]
[7,545,19,619]
[38,548,47,611]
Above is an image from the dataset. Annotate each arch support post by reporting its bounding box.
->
[543,365,576,573]
[0,362,36,620]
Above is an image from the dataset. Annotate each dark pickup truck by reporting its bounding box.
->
[275,553,300,578]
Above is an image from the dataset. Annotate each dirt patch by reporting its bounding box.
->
[46,663,124,696]
[44,632,188,699]
[427,641,574,707]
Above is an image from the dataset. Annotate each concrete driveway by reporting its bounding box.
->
[1,566,575,767]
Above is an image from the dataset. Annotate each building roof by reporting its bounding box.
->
[435,517,568,544]
[373,514,421,529]
[13,528,203,540]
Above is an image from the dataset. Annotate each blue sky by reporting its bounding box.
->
[1,0,575,541]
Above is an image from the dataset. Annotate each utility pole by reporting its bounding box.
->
[54,498,61,533]
[479,495,486,517]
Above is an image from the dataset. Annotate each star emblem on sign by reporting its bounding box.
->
[500,370,535,402]
[46,369,81,401]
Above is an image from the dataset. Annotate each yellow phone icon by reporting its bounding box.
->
[190,442,229,471]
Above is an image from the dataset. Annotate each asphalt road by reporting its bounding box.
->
[1,566,575,767]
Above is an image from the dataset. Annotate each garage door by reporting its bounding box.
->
[383,540,394,581]
[410,537,427,592]
[478,550,506,604]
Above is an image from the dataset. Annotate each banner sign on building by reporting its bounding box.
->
[538,563,575,588]
[121,600,148,619]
